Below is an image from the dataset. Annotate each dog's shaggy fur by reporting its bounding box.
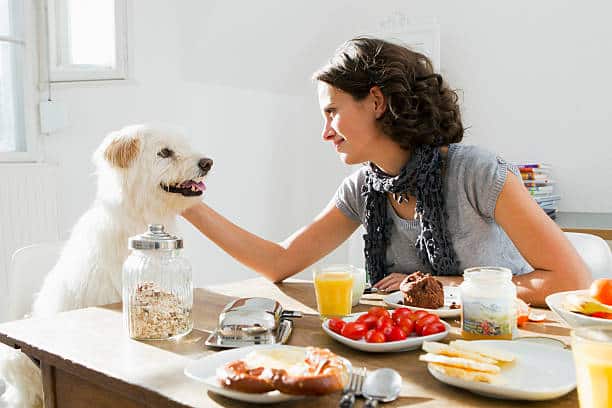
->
[0,124,211,407]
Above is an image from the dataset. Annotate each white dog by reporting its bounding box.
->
[0,124,212,407]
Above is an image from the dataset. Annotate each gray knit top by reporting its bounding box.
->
[334,144,533,276]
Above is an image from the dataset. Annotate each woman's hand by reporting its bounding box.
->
[373,273,407,292]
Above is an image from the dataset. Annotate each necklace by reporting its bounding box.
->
[389,147,448,206]
[391,192,410,205]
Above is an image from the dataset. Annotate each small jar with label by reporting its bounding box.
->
[460,267,517,340]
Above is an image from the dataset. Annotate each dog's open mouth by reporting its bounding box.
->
[160,179,206,197]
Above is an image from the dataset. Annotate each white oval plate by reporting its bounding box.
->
[185,344,350,404]
[427,340,576,401]
[546,289,612,329]
[383,286,461,318]
[322,312,450,352]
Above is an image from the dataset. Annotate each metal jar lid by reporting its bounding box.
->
[128,224,183,250]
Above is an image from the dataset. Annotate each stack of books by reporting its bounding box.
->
[517,163,560,219]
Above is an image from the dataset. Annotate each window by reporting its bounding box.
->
[45,0,127,82]
[0,0,37,160]
[0,0,127,161]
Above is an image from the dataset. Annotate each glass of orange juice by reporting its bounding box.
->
[571,326,612,408]
[313,264,354,318]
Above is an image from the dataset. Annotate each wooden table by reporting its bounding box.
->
[557,211,612,240]
[0,278,578,407]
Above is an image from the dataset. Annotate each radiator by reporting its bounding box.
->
[0,163,60,321]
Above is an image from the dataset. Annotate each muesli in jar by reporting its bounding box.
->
[129,281,191,340]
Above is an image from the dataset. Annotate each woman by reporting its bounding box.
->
[183,37,590,306]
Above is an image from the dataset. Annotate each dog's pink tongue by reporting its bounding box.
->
[179,180,206,191]
[180,180,206,191]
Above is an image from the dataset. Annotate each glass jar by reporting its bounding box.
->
[122,224,193,340]
[460,266,517,340]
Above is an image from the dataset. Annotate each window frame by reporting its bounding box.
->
[0,0,40,162]
[44,0,128,82]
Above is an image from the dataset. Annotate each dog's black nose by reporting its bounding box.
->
[198,158,213,173]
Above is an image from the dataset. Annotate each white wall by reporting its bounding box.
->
[31,0,612,288]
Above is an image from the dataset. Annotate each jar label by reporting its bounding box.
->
[461,297,516,337]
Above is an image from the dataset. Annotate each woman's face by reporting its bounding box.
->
[317,82,382,165]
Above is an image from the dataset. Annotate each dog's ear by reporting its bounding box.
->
[104,135,141,168]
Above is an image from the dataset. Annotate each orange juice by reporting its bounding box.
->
[572,327,612,408]
[313,271,353,318]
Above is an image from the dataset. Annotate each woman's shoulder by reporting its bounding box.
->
[448,143,514,178]
[341,165,370,187]
[334,165,370,222]
[335,165,370,202]
[448,143,499,166]
[447,143,518,219]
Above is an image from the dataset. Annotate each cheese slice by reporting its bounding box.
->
[449,340,516,363]
[419,353,501,374]
[429,363,496,383]
[422,341,497,364]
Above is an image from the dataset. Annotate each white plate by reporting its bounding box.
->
[546,289,612,329]
[427,340,576,401]
[383,286,461,318]
[185,345,351,404]
[322,312,450,352]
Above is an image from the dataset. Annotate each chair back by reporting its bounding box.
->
[565,232,612,280]
[7,241,64,321]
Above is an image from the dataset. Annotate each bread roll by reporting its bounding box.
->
[217,347,349,395]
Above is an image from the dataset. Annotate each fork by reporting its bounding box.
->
[338,367,366,408]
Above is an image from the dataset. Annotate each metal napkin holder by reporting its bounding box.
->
[205,297,302,348]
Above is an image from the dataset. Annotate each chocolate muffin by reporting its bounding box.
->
[399,271,444,309]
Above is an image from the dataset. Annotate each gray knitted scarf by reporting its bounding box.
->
[362,144,458,284]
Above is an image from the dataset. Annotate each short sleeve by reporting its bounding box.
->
[459,146,519,220]
[333,167,368,223]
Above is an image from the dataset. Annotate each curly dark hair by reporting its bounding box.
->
[313,37,463,149]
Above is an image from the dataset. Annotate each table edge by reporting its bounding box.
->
[0,331,193,408]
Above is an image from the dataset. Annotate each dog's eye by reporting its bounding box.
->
[157,148,173,158]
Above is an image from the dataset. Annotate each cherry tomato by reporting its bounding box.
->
[396,316,415,336]
[590,279,612,306]
[415,314,440,336]
[386,326,408,342]
[392,308,413,323]
[421,321,446,336]
[408,310,429,322]
[341,322,368,340]
[376,316,394,331]
[381,323,395,339]
[328,318,346,334]
[365,329,386,343]
[591,311,612,319]
[368,306,390,319]
[356,313,378,330]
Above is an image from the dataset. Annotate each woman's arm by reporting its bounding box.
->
[181,201,360,282]
[494,172,592,306]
